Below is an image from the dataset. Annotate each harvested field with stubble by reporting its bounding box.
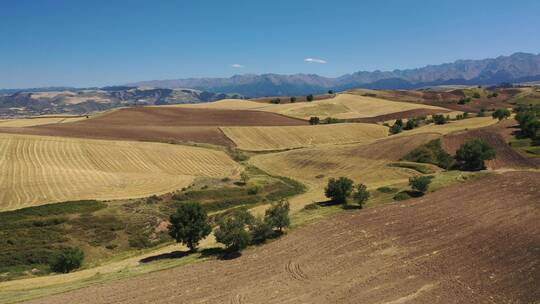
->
[221,123,388,151]
[22,171,540,304]
[250,133,442,206]
[0,133,241,211]
[0,107,306,146]
[257,93,448,120]
[0,116,86,127]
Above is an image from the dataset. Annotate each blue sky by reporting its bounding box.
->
[1,0,539,88]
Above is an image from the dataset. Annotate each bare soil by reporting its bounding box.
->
[442,119,540,169]
[0,107,307,146]
[350,108,450,123]
[24,171,540,304]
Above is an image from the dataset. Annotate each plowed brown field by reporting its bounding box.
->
[0,107,306,146]
[23,171,540,304]
[442,120,539,169]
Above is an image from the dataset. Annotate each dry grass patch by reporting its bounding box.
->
[221,123,388,151]
[0,133,241,211]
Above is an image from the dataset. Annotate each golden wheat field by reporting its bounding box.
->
[174,99,268,110]
[221,123,388,151]
[0,116,87,127]
[256,93,447,119]
[402,116,497,136]
[0,133,241,211]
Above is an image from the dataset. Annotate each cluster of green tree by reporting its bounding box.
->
[455,112,470,120]
[309,116,340,125]
[306,94,314,102]
[403,138,495,171]
[432,114,449,125]
[491,108,511,121]
[487,92,499,98]
[472,92,481,98]
[168,201,290,254]
[390,117,423,134]
[324,177,370,208]
[458,97,471,105]
[270,98,281,104]
[515,105,540,144]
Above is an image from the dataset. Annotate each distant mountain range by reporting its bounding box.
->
[129,52,540,97]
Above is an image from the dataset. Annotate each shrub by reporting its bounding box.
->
[270,98,281,104]
[492,108,511,121]
[393,191,412,201]
[306,94,314,102]
[408,176,431,193]
[290,96,296,103]
[377,186,398,194]
[328,90,334,94]
[247,186,260,195]
[325,177,354,204]
[215,209,254,252]
[325,117,340,124]
[402,139,455,169]
[168,202,211,251]
[264,200,290,232]
[455,139,496,171]
[432,114,447,125]
[473,92,481,98]
[49,247,84,273]
[352,184,370,208]
[309,116,320,125]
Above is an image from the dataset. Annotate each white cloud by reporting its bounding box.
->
[231,63,244,68]
[304,58,327,64]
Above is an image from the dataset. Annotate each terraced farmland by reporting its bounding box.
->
[0,133,241,211]
[221,123,388,151]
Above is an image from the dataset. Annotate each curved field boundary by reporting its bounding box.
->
[400,117,497,137]
[0,107,307,147]
[253,94,448,120]
[221,123,388,151]
[177,94,449,120]
[0,133,241,211]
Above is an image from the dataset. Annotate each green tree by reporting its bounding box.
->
[168,202,211,251]
[309,116,320,125]
[306,94,314,102]
[49,247,84,273]
[325,177,354,204]
[264,200,290,232]
[290,96,297,103]
[473,92,481,98]
[492,108,511,121]
[215,209,254,252]
[328,90,334,94]
[353,183,370,208]
[455,139,496,171]
[404,118,418,130]
[408,176,431,193]
[251,216,274,243]
[390,119,404,134]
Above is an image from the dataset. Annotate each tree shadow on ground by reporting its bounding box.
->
[139,250,190,263]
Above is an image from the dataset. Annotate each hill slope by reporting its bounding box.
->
[22,171,540,304]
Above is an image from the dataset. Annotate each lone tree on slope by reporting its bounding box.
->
[168,202,211,251]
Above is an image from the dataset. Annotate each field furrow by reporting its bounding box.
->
[0,133,241,211]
